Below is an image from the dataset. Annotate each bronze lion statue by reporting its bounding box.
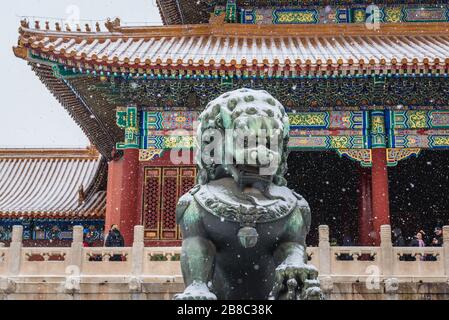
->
[174,88,322,300]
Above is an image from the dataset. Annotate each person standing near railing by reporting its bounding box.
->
[83,227,96,248]
[105,225,125,261]
[431,227,444,247]
[393,228,407,261]
[409,230,426,247]
[392,228,405,247]
[409,230,426,261]
[84,227,102,261]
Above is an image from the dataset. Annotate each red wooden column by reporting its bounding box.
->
[358,167,374,246]
[105,153,123,236]
[119,148,140,245]
[105,148,140,245]
[371,148,390,245]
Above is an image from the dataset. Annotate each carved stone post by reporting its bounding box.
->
[443,226,449,276]
[62,226,84,295]
[380,225,393,278]
[132,226,144,276]
[70,226,84,271]
[129,226,144,294]
[8,226,23,276]
[318,225,333,295]
[318,225,331,275]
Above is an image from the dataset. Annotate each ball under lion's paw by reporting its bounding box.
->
[174,282,217,300]
[301,279,324,300]
[269,263,323,300]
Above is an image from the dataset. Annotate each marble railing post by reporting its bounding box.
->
[318,225,331,275]
[70,226,84,272]
[128,226,145,294]
[8,226,23,276]
[132,226,145,276]
[380,225,393,277]
[443,226,449,276]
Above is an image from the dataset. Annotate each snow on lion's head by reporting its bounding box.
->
[195,88,290,186]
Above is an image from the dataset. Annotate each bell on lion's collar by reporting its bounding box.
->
[237,227,259,248]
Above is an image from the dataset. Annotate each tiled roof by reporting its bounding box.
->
[0,148,106,218]
[24,34,449,68]
[15,22,449,73]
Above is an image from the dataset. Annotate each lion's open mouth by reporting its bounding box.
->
[233,162,277,181]
[233,155,274,171]
[235,164,263,174]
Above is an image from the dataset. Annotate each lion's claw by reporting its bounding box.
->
[173,282,217,301]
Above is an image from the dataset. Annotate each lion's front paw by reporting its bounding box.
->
[174,282,217,300]
[269,263,323,300]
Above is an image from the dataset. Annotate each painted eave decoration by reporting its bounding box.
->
[156,1,449,25]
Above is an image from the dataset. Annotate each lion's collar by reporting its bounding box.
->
[193,178,298,224]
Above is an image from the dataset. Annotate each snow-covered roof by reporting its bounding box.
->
[0,148,106,218]
[15,21,449,71]
[27,35,449,67]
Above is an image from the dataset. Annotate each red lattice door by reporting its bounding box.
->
[143,166,196,241]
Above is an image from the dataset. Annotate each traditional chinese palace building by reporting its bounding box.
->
[8,0,449,246]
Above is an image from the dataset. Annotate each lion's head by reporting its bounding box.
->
[195,88,290,186]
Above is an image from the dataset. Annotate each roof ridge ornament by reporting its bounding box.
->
[12,46,27,59]
[20,19,29,29]
[78,185,86,206]
[105,17,121,32]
